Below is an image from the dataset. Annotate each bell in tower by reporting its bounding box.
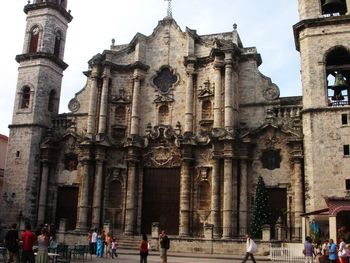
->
[322,0,347,15]
[330,73,348,100]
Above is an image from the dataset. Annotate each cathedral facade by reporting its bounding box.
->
[2,0,350,243]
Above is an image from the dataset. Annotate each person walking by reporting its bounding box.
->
[5,223,20,263]
[242,234,257,263]
[328,239,337,263]
[35,228,49,263]
[111,238,118,259]
[139,234,149,263]
[303,236,315,263]
[159,230,170,263]
[21,224,36,263]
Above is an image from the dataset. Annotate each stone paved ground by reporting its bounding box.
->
[70,249,286,263]
[0,248,289,263]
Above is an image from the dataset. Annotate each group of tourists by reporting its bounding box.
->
[87,228,170,263]
[4,223,53,263]
[304,236,350,263]
[87,229,118,259]
[4,223,259,263]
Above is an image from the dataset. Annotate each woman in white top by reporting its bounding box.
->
[35,228,49,263]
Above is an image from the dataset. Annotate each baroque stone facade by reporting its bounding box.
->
[2,0,316,241]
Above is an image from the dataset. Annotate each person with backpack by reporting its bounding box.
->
[5,223,20,263]
[159,230,170,263]
[139,234,149,263]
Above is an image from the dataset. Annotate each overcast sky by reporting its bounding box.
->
[0,0,301,136]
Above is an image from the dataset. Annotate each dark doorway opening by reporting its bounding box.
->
[267,188,287,237]
[55,186,79,230]
[141,168,180,235]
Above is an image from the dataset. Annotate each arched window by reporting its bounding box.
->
[21,86,31,109]
[321,0,347,15]
[326,47,350,106]
[158,105,169,124]
[201,100,212,119]
[48,90,57,112]
[29,26,40,53]
[115,105,126,124]
[54,31,62,57]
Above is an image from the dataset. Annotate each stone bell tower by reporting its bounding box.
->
[294,0,350,213]
[1,0,72,225]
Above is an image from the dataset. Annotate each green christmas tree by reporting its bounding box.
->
[250,176,270,239]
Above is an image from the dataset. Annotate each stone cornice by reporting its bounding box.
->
[293,15,350,51]
[301,105,350,114]
[8,123,48,129]
[16,52,68,70]
[104,61,149,72]
[24,3,73,22]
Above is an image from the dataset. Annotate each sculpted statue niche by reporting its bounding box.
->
[64,153,78,171]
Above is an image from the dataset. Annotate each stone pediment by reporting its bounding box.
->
[240,122,300,140]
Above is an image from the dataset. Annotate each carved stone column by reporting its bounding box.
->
[213,57,223,129]
[223,157,233,239]
[76,159,90,231]
[184,63,195,133]
[37,160,49,225]
[130,72,142,135]
[239,159,248,233]
[224,53,233,131]
[87,67,99,136]
[211,158,221,238]
[294,158,303,233]
[125,160,137,235]
[179,160,191,236]
[98,67,110,134]
[92,153,105,229]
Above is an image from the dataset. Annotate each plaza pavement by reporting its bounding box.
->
[75,248,284,263]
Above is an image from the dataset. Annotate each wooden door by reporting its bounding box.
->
[141,168,180,235]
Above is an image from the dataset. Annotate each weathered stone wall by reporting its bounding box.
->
[303,109,350,212]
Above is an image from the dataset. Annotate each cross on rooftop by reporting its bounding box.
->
[164,0,172,18]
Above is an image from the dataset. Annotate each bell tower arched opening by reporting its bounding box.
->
[321,0,347,16]
[326,47,350,106]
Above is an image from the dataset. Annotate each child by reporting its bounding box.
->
[314,251,322,263]
[111,238,118,259]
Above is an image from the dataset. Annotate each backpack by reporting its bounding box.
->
[164,236,170,250]
[247,239,257,254]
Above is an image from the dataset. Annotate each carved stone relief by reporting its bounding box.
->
[142,146,181,168]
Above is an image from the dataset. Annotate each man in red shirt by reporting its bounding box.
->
[21,224,36,263]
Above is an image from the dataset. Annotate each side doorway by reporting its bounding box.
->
[55,186,79,230]
[267,188,287,238]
